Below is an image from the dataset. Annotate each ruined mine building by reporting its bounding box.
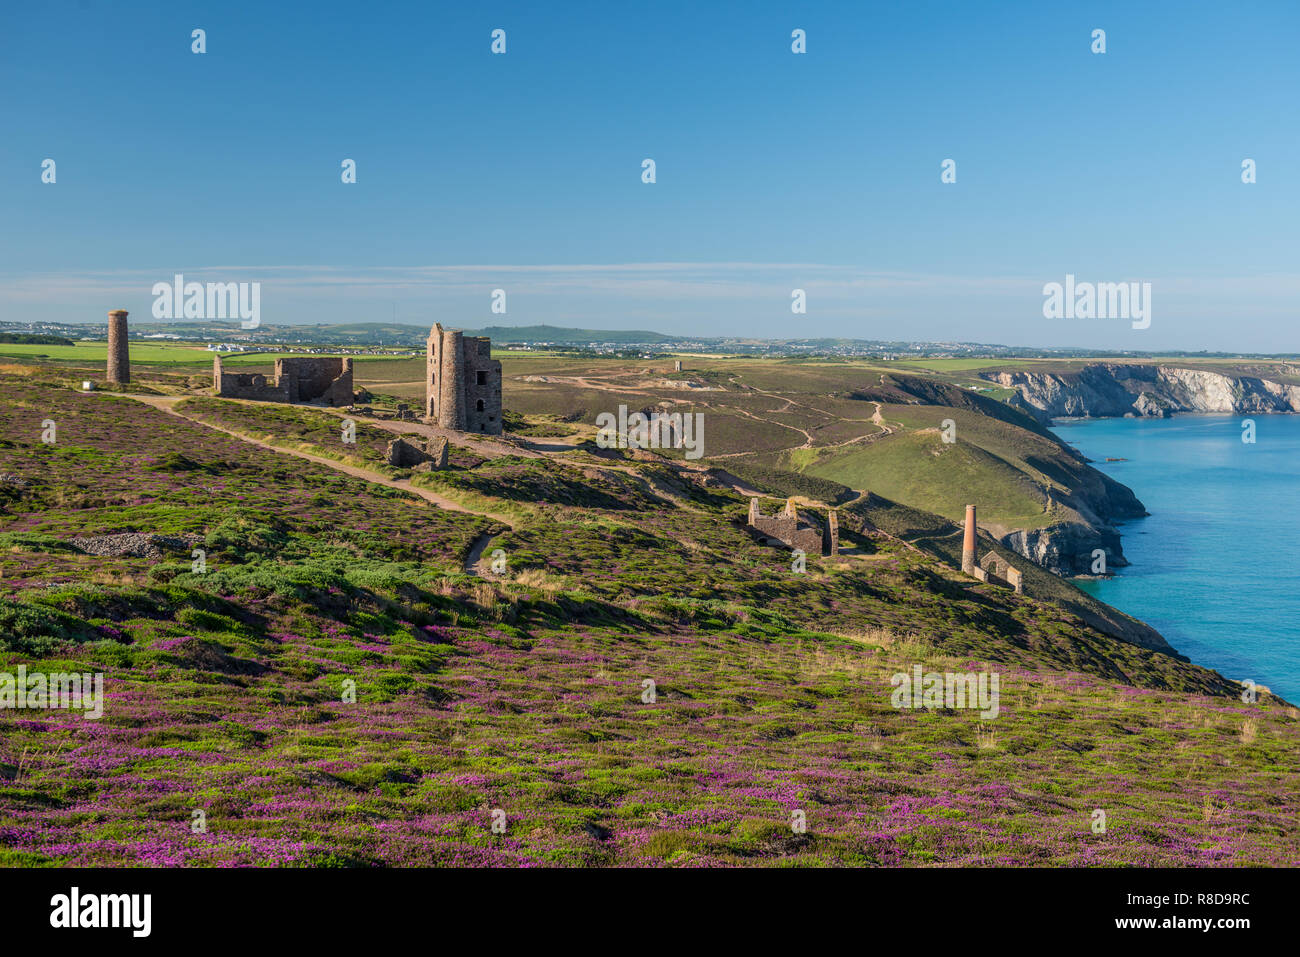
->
[747,497,838,557]
[426,323,502,434]
[976,552,1024,595]
[213,355,354,406]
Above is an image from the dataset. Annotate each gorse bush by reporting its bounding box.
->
[0,596,107,654]
[146,452,204,472]
[204,511,292,560]
[0,533,78,553]
[196,558,352,602]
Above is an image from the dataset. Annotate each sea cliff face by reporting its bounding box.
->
[983,364,1300,423]
[998,522,1127,578]
[976,361,1300,578]
[983,455,1146,577]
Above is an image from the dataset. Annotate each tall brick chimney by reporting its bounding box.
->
[961,504,977,574]
[106,310,130,384]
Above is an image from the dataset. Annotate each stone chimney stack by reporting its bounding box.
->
[106,310,130,384]
[440,328,466,431]
[961,504,977,574]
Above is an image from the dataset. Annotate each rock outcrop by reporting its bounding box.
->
[984,364,1300,423]
[71,533,204,560]
[998,522,1125,577]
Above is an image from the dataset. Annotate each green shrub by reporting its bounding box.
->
[0,597,107,654]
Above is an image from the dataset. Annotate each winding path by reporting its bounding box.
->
[119,394,485,516]
[463,531,501,577]
[116,390,822,540]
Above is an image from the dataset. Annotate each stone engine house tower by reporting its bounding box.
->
[426,323,502,434]
[106,309,130,384]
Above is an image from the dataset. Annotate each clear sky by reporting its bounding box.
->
[1,0,1297,351]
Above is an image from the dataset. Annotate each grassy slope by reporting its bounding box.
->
[0,342,417,369]
[798,432,1050,528]
[846,495,1168,653]
[454,356,1138,536]
[1,373,1297,867]
[16,348,1252,536]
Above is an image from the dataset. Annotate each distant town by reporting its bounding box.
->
[1,319,1294,361]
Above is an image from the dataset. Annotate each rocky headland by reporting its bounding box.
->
[983,363,1300,422]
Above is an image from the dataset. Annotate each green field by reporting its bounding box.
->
[886,358,1009,372]
[0,342,213,363]
[0,341,417,369]
[795,432,1051,528]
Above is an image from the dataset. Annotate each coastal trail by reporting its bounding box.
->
[118,393,507,523]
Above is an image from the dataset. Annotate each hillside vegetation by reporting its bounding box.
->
[1,372,1296,867]
[467,358,1150,575]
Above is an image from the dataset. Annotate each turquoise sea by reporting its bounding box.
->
[1051,415,1300,702]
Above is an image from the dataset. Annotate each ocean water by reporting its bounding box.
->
[1051,414,1300,702]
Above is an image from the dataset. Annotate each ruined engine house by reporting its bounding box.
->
[426,323,502,434]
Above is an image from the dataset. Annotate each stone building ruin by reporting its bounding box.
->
[213,356,354,406]
[961,503,1024,595]
[385,435,448,470]
[747,497,838,556]
[426,323,502,434]
[976,552,1024,595]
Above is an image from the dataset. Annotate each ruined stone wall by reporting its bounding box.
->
[748,498,834,556]
[823,510,839,555]
[212,355,351,406]
[977,551,1025,596]
[275,357,353,406]
[427,437,448,469]
[213,356,290,402]
[463,336,502,434]
[385,436,447,469]
[1006,566,1024,595]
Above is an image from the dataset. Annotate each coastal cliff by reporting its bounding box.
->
[804,373,1152,578]
[970,361,1300,576]
[983,364,1300,422]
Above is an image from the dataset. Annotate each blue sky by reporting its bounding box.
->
[1,0,1297,350]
